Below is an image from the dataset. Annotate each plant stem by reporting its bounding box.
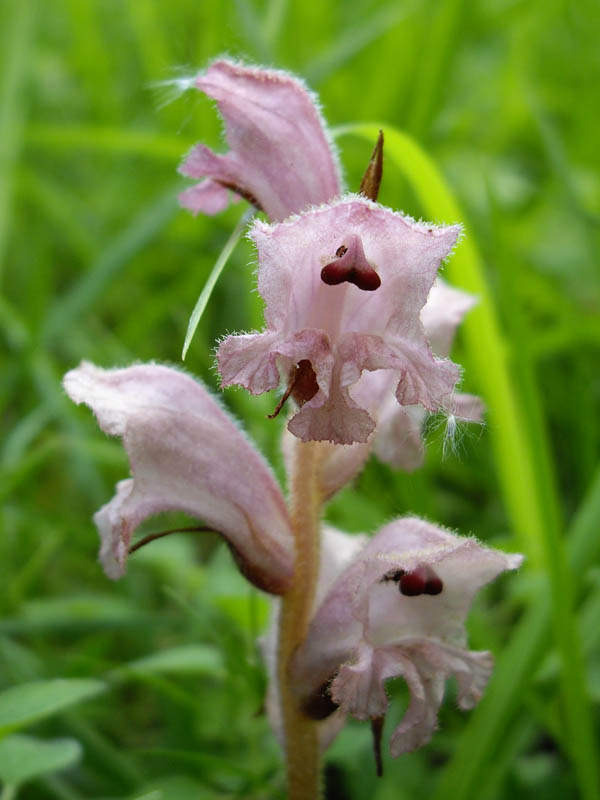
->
[277,440,323,799]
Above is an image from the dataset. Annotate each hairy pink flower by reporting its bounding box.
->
[291,519,522,756]
[218,196,461,445]
[63,362,294,594]
[305,279,483,497]
[179,59,341,221]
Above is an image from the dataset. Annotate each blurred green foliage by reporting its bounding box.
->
[1,0,599,798]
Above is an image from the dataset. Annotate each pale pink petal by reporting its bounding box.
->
[179,60,341,221]
[178,179,231,216]
[372,400,426,471]
[421,278,476,357]
[218,328,334,398]
[287,373,375,444]
[63,362,294,593]
[291,517,522,754]
[449,392,485,422]
[387,643,492,756]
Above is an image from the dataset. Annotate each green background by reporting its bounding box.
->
[1,0,599,797]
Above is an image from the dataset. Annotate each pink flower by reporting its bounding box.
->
[354,278,484,471]
[179,59,341,221]
[218,196,461,445]
[297,279,483,499]
[63,362,294,594]
[290,519,522,756]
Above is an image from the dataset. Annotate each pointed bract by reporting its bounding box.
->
[179,59,342,221]
[218,196,462,445]
[291,517,522,755]
[63,362,294,593]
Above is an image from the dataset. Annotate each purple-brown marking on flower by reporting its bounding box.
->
[399,565,443,596]
[301,678,339,720]
[291,359,320,406]
[321,234,381,291]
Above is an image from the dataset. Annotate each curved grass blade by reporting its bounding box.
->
[0,0,33,281]
[181,209,252,361]
[336,122,599,800]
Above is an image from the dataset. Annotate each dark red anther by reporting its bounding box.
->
[399,565,443,597]
[424,573,443,595]
[399,570,427,596]
[321,234,381,291]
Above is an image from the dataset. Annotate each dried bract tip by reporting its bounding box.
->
[359,130,384,202]
[371,716,385,777]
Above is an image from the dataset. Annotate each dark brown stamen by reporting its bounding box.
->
[359,130,384,202]
[267,376,296,419]
[302,680,339,720]
[128,525,213,554]
[371,716,385,777]
[215,179,263,212]
[335,245,348,257]
[291,359,319,406]
[267,360,319,419]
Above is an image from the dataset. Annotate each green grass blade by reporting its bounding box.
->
[43,189,177,342]
[338,123,599,800]
[305,4,410,85]
[181,209,252,360]
[0,0,33,281]
[26,123,193,161]
[436,465,600,799]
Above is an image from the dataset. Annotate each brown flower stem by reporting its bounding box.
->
[277,440,323,800]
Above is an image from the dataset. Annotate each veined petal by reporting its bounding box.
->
[178,179,231,216]
[63,362,294,593]
[179,59,341,221]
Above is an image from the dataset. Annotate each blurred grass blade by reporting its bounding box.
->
[436,465,600,799]
[305,4,410,85]
[0,679,105,736]
[337,123,598,800]
[337,122,552,561]
[0,735,81,787]
[27,123,193,161]
[182,209,252,360]
[407,0,463,137]
[43,188,177,342]
[263,0,288,50]
[0,0,33,281]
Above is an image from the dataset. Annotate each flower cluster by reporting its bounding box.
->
[64,58,521,775]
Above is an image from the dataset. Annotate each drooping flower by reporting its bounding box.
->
[291,519,522,757]
[218,195,462,445]
[179,59,342,221]
[63,362,294,594]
